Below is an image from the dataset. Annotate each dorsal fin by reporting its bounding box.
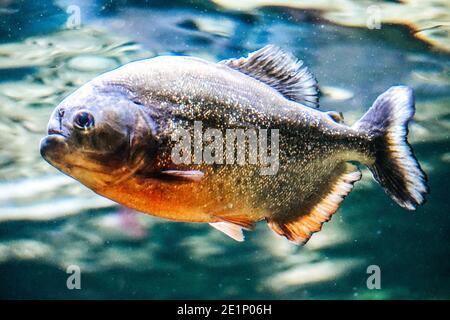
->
[267,164,361,245]
[219,45,319,108]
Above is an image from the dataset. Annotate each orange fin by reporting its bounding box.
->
[267,164,362,245]
[209,222,246,242]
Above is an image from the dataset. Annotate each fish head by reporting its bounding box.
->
[40,82,157,189]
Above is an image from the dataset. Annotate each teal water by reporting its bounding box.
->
[0,0,449,299]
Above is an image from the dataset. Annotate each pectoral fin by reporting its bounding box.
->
[154,170,204,182]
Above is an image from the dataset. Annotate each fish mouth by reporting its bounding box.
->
[47,128,67,138]
[40,133,69,165]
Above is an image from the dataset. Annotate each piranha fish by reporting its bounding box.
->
[40,45,428,245]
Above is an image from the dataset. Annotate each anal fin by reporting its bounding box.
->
[267,164,362,245]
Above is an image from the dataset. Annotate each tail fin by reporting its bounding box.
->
[353,86,428,210]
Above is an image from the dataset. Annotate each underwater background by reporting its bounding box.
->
[0,0,449,299]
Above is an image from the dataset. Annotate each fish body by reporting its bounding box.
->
[40,46,428,244]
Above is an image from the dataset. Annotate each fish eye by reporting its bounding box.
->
[73,111,95,130]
